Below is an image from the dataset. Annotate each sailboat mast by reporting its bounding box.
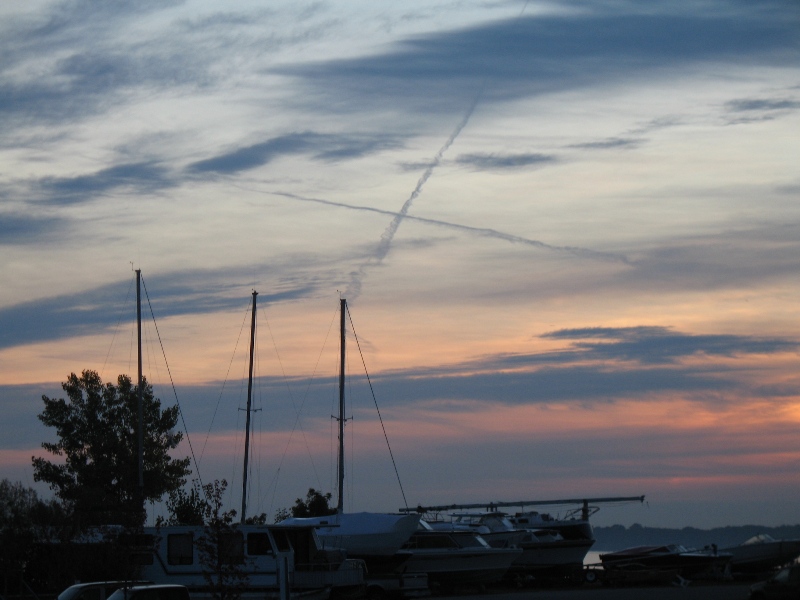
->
[337,298,346,513]
[241,290,258,524]
[136,269,144,506]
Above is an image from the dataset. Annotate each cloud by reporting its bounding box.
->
[13,132,400,206]
[0,213,64,244]
[0,266,321,351]
[726,98,800,112]
[617,223,800,293]
[188,133,401,175]
[0,2,201,133]
[203,325,799,413]
[455,152,556,170]
[723,96,800,123]
[34,161,175,205]
[541,326,798,364]
[280,5,800,114]
[570,138,643,150]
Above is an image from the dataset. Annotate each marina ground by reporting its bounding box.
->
[438,582,752,600]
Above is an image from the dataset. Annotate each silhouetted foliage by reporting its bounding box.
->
[32,370,191,527]
[0,479,72,593]
[159,482,206,526]
[195,480,249,600]
[275,488,336,522]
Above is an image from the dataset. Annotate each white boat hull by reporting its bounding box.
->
[282,512,421,557]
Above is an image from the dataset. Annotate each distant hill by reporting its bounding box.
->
[593,523,800,551]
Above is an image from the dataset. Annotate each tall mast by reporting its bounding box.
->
[136,269,144,510]
[337,298,346,513]
[241,290,258,524]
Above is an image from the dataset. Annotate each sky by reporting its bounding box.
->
[1,0,799,531]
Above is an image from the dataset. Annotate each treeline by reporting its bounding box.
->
[594,523,800,551]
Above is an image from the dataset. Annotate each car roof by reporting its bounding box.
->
[122,586,186,591]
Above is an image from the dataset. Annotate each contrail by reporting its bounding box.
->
[264,190,631,265]
[344,92,484,299]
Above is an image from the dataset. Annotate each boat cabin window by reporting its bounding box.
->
[247,533,274,556]
[167,533,194,565]
[271,530,293,552]
[219,531,245,564]
[411,534,458,549]
[453,535,485,549]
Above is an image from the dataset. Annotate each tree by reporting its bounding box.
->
[0,480,70,594]
[158,483,206,526]
[32,370,191,527]
[275,488,336,522]
[195,480,249,600]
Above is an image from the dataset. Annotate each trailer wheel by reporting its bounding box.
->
[584,570,598,584]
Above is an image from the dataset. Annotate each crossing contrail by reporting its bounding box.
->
[265,190,631,266]
[344,92,483,299]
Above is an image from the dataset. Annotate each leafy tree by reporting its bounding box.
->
[0,480,70,593]
[159,483,206,526]
[32,370,191,527]
[158,482,267,527]
[277,488,336,521]
[243,512,268,525]
[195,480,249,600]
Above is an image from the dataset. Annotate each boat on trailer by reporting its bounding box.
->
[397,522,522,588]
[281,299,420,565]
[405,496,643,581]
[721,534,800,574]
[599,544,732,580]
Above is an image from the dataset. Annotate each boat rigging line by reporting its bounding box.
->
[343,299,411,512]
[138,271,204,491]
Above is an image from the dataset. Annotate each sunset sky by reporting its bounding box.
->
[1,0,799,530]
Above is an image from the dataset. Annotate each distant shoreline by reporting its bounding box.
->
[593,523,800,551]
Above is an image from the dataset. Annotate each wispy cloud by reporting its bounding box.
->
[723,96,800,123]
[0,213,64,244]
[159,325,799,415]
[726,98,800,112]
[0,267,320,351]
[34,161,174,205]
[455,152,556,170]
[282,8,800,114]
[569,137,643,150]
[541,326,798,364]
[188,133,402,175]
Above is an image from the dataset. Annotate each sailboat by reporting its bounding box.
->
[282,299,421,557]
[134,288,365,599]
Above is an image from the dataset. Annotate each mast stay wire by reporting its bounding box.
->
[263,304,337,515]
[140,274,204,491]
[254,305,325,516]
[200,298,252,464]
[101,275,135,381]
[345,303,410,512]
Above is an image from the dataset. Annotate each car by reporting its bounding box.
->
[58,582,154,600]
[750,563,800,599]
[106,585,190,600]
